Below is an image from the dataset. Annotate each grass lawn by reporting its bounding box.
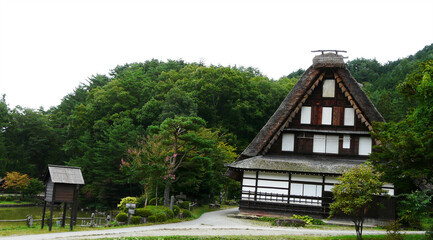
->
[0,205,235,237]
[98,234,426,240]
[0,200,34,205]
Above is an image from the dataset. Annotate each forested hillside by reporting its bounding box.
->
[0,44,431,208]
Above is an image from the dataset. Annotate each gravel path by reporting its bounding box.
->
[0,208,424,240]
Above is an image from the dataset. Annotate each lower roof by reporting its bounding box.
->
[226,154,365,175]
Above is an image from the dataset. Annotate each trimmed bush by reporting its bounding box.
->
[135,208,153,217]
[117,196,138,211]
[182,209,192,218]
[115,212,128,222]
[179,201,191,209]
[173,205,180,216]
[130,216,141,225]
[147,215,157,223]
[312,218,325,225]
[155,212,167,222]
[291,214,313,225]
[136,195,147,208]
[164,209,174,219]
[275,218,306,227]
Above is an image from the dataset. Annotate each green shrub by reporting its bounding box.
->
[398,190,432,229]
[164,209,174,219]
[275,218,306,227]
[147,215,157,223]
[182,209,192,218]
[155,212,167,222]
[291,214,314,225]
[385,220,405,240]
[425,223,433,240]
[130,216,141,225]
[149,197,162,206]
[173,205,180,216]
[117,196,138,211]
[115,212,128,222]
[135,208,153,217]
[179,201,191,209]
[312,218,325,225]
[22,179,44,196]
[136,195,147,208]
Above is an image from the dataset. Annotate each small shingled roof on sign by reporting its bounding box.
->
[48,165,85,185]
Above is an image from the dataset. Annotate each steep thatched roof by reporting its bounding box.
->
[239,54,384,159]
[227,154,365,175]
[45,165,85,185]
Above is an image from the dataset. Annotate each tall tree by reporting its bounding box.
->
[370,60,433,191]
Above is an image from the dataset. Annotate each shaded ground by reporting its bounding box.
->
[0,208,424,240]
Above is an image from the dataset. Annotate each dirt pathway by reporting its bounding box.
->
[0,208,423,240]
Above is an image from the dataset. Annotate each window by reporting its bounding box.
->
[300,106,311,124]
[290,183,322,205]
[322,107,332,125]
[322,79,335,97]
[344,108,355,126]
[313,135,326,153]
[343,135,351,149]
[282,133,295,152]
[326,135,339,154]
[359,136,372,155]
[313,135,339,154]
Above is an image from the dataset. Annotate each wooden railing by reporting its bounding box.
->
[240,190,332,216]
[0,213,111,227]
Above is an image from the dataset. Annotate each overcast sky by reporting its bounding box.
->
[1,0,432,110]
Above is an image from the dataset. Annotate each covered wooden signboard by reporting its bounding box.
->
[42,165,85,231]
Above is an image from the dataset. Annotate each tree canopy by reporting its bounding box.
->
[0,44,432,209]
[370,60,433,192]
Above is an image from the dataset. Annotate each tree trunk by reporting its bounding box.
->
[144,187,148,207]
[164,181,171,207]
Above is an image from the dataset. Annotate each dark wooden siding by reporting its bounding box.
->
[267,74,372,156]
[53,184,75,203]
[269,133,365,156]
[289,78,369,132]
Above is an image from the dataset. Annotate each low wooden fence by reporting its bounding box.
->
[240,190,332,217]
[0,213,112,227]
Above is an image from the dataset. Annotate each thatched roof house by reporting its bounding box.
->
[226,51,394,221]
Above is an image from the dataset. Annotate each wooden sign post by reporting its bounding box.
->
[41,165,85,231]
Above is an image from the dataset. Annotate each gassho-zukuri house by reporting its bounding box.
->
[226,51,395,221]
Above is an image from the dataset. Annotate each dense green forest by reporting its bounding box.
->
[0,44,432,209]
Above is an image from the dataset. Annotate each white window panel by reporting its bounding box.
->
[325,176,339,184]
[343,135,351,149]
[291,174,322,183]
[344,108,355,126]
[326,135,339,154]
[313,135,326,153]
[303,184,317,197]
[359,137,372,156]
[300,106,312,124]
[243,171,256,178]
[257,179,288,188]
[242,178,256,186]
[382,188,395,196]
[324,185,334,191]
[259,172,289,180]
[322,79,335,97]
[282,133,295,152]
[290,183,303,195]
[322,107,332,125]
[242,186,255,192]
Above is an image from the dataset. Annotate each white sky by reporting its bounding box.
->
[1,0,432,110]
